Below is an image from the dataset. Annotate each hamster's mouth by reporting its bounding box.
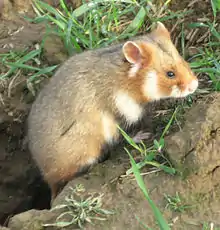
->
[170,84,198,98]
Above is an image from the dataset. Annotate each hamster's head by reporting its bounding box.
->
[122,22,198,101]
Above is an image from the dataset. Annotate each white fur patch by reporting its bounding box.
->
[143,70,160,100]
[86,157,97,165]
[129,64,140,77]
[170,85,181,97]
[189,79,199,93]
[115,91,143,124]
[102,113,116,144]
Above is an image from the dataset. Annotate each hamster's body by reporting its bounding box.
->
[27,23,198,199]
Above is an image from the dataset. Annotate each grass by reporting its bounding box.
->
[43,184,114,228]
[30,0,188,55]
[0,46,57,95]
[188,1,220,91]
[164,192,193,213]
[118,107,178,176]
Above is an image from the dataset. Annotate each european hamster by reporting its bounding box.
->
[27,22,198,199]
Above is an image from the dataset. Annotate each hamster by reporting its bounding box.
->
[27,22,198,199]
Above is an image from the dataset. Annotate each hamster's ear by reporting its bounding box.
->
[151,22,171,40]
[122,41,142,64]
[123,41,153,68]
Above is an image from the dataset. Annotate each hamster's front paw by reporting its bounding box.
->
[131,131,152,143]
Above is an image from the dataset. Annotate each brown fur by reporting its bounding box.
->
[27,23,198,200]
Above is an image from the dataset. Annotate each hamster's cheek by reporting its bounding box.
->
[170,85,182,98]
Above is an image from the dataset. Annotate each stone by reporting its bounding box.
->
[8,209,55,230]
[43,35,68,65]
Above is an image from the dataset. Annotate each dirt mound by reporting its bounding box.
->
[166,93,220,189]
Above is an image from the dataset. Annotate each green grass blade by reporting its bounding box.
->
[72,0,134,18]
[211,0,217,19]
[188,22,209,28]
[36,0,66,19]
[19,49,41,62]
[117,125,143,152]
[60,0,71,17]
[126,148,171,230]
[160,107,178,140]
[28,65,58,82]
[193,67,220,74]
[122,6,146,34]
[136,216,153,230]
[0,49,41,78]
[4,62,41,71]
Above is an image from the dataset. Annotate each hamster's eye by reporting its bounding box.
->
[166,71,175,79]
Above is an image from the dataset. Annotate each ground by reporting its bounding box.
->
[0,0,219,230]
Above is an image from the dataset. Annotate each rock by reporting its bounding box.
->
[8,209,55,230]
[43,35,68,65]
[0,227,10,230]
[165,93,220,177]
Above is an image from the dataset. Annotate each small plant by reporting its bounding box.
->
[164,192,192,213]
[118,107,179,176]
[43,184,114,228]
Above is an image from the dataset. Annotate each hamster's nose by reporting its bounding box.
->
[188,80,198,93]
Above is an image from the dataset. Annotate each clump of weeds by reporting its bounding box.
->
[43,184,114,228]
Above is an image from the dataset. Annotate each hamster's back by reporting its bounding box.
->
[27,44,124,169]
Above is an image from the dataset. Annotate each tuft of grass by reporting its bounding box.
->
[0,46,57,94]
[44,184,114,228]
[189,1,220,91]
[118,107,178,176]
[29,0,188,55]
[164,192,193,213]
[190,45,220,91]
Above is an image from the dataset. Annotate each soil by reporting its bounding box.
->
[0,11,51,226]
[0,0,219,229]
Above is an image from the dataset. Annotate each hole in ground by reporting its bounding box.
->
[0,120,52,227]
[1,176,51,227]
